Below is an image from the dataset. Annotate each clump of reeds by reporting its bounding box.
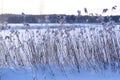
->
[0,23,120,73]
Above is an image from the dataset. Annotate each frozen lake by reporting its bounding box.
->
[1,23,103,30]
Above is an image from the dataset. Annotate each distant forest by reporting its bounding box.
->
[0,14,120,23]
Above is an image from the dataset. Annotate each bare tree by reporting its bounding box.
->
[77,10,81,16]
[102,8,108,13]
[112,5,117,10]
[22,12,26,24]
[84,8,88,14]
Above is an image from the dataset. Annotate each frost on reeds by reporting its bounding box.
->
[0,24,120,73]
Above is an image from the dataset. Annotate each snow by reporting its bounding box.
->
[0,66,120,80]
[1,23,103,30]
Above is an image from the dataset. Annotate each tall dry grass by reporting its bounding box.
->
[0,23,120,73]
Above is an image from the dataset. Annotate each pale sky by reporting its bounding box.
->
[0,0,120,15]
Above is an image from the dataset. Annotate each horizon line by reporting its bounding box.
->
[1,13,120,16]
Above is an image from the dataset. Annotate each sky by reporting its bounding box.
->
[0,0,120,15]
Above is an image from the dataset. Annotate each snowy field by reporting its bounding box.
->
[0,23,120,80]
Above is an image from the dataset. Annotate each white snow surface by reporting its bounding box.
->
[0,66,120,80]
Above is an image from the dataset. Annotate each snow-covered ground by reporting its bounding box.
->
[0,23,120,80]
[0,66,120,80]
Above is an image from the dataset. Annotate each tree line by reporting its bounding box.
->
[0,14,120,23]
